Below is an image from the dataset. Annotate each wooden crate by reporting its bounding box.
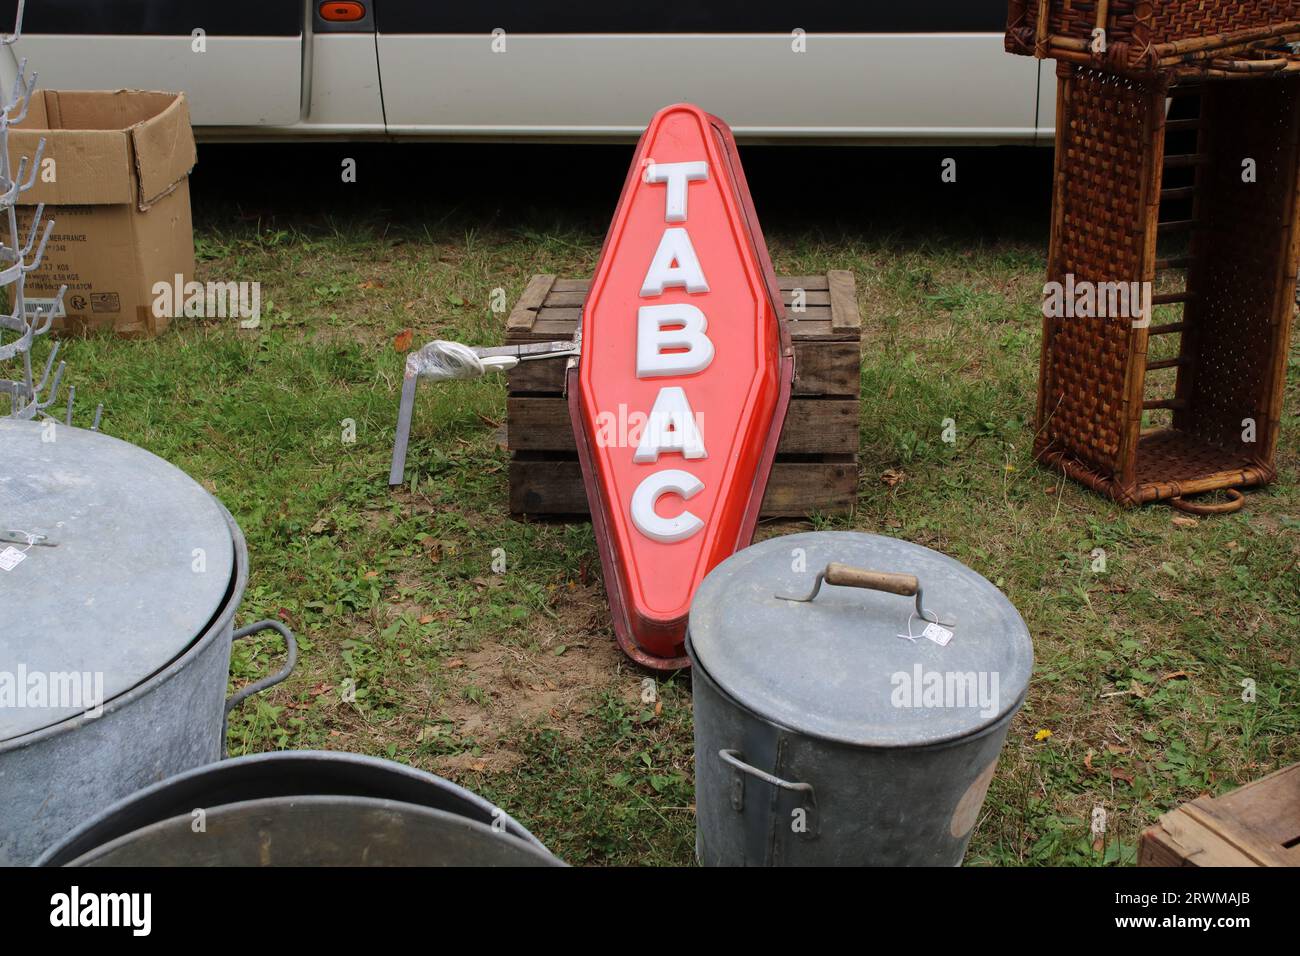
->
[1140,764,1300,866]
[505,270,861,517]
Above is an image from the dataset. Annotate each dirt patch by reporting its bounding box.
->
[433,581,631,775]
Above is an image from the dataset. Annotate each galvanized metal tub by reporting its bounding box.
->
[687,531,1034,866]
[38,751,562,866]
[0,420,294,865]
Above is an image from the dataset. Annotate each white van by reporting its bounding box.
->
[7,1,1055,144]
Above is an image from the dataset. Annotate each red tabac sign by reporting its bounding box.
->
[568,104,793,669]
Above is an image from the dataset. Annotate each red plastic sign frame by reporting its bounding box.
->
[568,103,793,669]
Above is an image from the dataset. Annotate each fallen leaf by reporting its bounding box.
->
[358,279,384,290]
[1045,486,1057,495]
[881,469,906,487]
[393,328,413,352]
[1172,515,1198,528]
[446,658,465,669]
[1161,670,1191,681]
[364,570,379,579]
[418,614,434,625]
[1110,768,1135,785]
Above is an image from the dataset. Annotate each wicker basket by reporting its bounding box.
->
[1036,64,1299,513]
[1007,0,1300,79]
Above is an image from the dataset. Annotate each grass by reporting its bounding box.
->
[26,143,1300,866]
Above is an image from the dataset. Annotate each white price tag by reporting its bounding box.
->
[0,546,27,571]
[921,621,954,646]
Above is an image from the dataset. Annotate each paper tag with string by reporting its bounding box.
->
[0,546,26,571]
[920,621,954,646]
[897,612,955,647]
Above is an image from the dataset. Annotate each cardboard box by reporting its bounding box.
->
[10,90,196,338]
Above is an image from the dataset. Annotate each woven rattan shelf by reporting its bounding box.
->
[1035,63,1298,512]
[1007,0,1300,80]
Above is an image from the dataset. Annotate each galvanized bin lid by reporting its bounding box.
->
[0,419,235,741]
[687,531,1033,748]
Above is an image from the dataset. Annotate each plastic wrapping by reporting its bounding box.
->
[405,340,485,381]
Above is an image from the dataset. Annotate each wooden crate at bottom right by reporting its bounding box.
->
[1140,763,1300,866]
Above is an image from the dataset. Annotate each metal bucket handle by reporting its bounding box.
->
[777,562,954,627]
[718,749,819,839]
[221,620,299,759]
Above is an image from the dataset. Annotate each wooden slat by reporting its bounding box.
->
[1157,219,1199,232]
[827,269,861,333]
[1150,321,1186,335]
[510,306,844,343]
[1160,186,1198,201]
[1164,118,1202,132]
[1139,808,1267,867]
[778,275,829,291]
[517,273,858,342]
[1163,154,1210,168]
[555,274,827,295]
[505,275,556,334]
[1152,290,1195,304]
[1145,356,1187,371]
[1143,398,1187,410]
[1155,256,1194,270]
[507,396,858,455]
[510,338,858,396]
[542,288,835,310]
[1210,764,1300,847]
[509,458,858,517]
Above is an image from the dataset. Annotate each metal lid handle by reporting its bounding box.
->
[777,562,953,627]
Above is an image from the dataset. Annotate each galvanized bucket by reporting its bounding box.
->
[0,420,294,865]
[687,531,1034,866]
[38,751,563,867]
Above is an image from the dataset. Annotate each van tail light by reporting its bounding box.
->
[319,2,365,22]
